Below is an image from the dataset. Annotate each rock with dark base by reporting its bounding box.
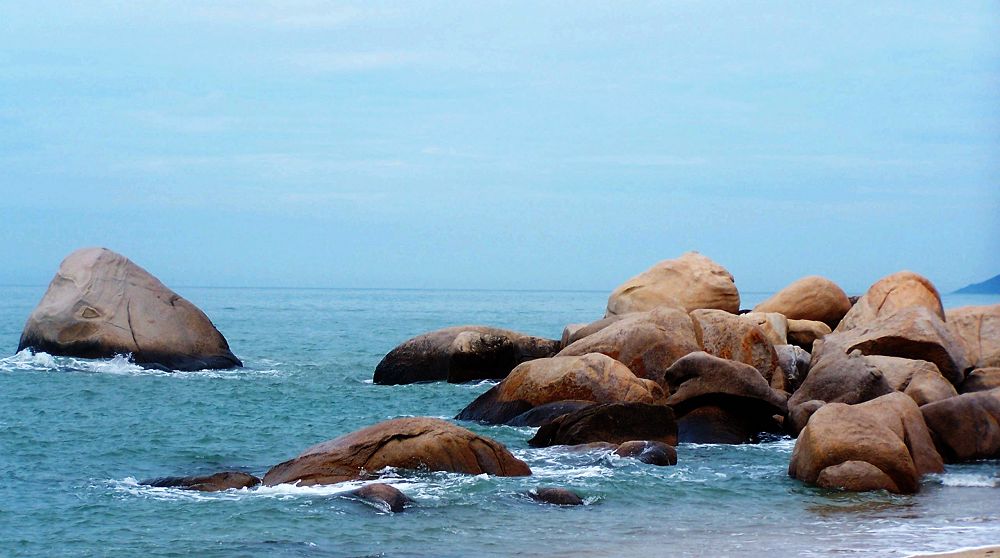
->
[786,319,831,352]
[920,389,1000,462]
[505,400,597,427]
[17,247,241,371]
[960,368,1000,394]
[263,417,531,486]
[614,440,677,466]
[142,471,261,492]
[529,487,584,506]
[527,403,677,448]
[345,483,412,513]
[373,326,559,385]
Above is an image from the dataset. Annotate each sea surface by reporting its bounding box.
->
[1,286,998,557]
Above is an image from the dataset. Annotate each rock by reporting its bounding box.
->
[690,309,784,391]
[787,319,831,351]
[263,418,531,486]
[557,307,702,386]
[505,400,597,427]
[864,356,957,406]
[17,247,241,371]
[754,276,852,329]
[529,487,584,506]
[561,316,624,347]
[372,326,560,385]
[661,352,788,443]
[142,471,261,492]
[455,353,664,425]
[774,344,811,393]
[920,389,1000,462]
[527,403,677,448]
[788,392,944,494]
[613,440,677,466]
[946,305,1000,369]
[835,271,944,333]
[606,252,739,316]
[960,368,1000,394]
[346,483,412,513]
[787,346,893,434]
[740,312,788,346]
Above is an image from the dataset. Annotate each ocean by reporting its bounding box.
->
[1,285,998,557]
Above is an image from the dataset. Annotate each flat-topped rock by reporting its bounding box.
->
[606,252,739,316]
[17,247,241,371]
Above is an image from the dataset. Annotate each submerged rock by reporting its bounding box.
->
[528,403,677,448]
[345,483,412,513]
[372,326,559,385]
[17,247,241,371]
[263,417,530,486]
[529,487,584,506]
[614,440,677,466]
[753,276,852,329]
[605,252,740,316]
[142,471,261,492]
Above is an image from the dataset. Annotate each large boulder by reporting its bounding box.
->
[606,252,739,316]
[662,351,788,443]
[690,309,784,391]
[754,276,852,329]
[946,305,1000,369]
[262,418,530,486]
[455,353,663,425]
[372,326,559,385]
[527,403,677,447]
[142,471,261,492]
[17,247,241,371]
[864,356,957,406]
[920,389,1000,462]
[788,392,944,494]
[557,307,702,386]
[835,271,944,333]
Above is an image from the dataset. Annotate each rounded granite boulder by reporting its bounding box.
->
[605,252,740,316]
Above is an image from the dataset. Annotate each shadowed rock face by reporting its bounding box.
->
[17,247,241,371]
[606,252,740,316]
[753,275,852,329]
[961,368,1000,394]
[372,326,559,385]
[527,403,677,448]
[262,417,530,486]
[920,389,1000,462]
[142,472,260,492]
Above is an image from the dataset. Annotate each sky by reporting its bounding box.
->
[1,1,998,294]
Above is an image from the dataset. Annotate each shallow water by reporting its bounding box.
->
[1,286,998,557]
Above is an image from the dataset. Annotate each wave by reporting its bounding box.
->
[0,350,287,379]
[929,473,999,488]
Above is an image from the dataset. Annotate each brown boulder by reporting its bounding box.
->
[835,271,944,332]
[455,353,663,424]
[960,368,1000,394]
[741,312,788,346]
[527,403,677,447]
[372,326,559,384]
[754,276,852,329]
[662,351,788,443]
[787,319,831,351]
[946,305,1000,369]
[614,440,677,466]
[561,316,623,347]
[557,307,702,386]
[920,389,1000,462]
[864,356,957,406]
[346,483,412,513]
[606,252,739,316]
[788,392,944,494]
[691,309,784,391]
[263,418,530,486]
[17,247,241,371]
[142,471,261,492]
[529,487,585,506]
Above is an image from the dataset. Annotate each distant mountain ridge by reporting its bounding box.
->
[954,273,1000,294]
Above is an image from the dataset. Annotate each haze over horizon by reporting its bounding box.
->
[2,2,998,293]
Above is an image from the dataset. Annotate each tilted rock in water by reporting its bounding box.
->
[529,487,585,506]
[605,252,740,316]
[455,353,663,425]
[946,304,1000,369]
[527,403,677,448]
[661,351,788,443]
[345,483,412,513]
[835,271,944,333]
[557,307,702,387]
[864,356,957,406]
[788,392,944,494]
[753,275,852,329]
[17,247,241,371]
[774,344,811,393]
[142,471,261,492]
[613,440,677,466]
[372,326,559,385]
[920,388,1000,462]
[262,417,531,486]
[690,309,785,391]
[786,319,831,352]
[960,367,1000,394]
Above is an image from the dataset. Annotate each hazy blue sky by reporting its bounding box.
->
[1,1,997,293]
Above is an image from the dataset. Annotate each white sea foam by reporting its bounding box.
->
[0,349,286,379]
[109,476,432,503]
[930,473,999,488]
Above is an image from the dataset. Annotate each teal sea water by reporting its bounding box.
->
[1,286,998,557]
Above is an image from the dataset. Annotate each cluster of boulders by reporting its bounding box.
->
[16,248,1000,509]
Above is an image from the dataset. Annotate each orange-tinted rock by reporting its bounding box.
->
[946,305,1000,369]
[455,353,663,424]
[920,389,1000,462]
[754,276,852,329]
[836,271,944,333]
[863,356,956,406]
[561,316,623,347]
[960,368,1000,394]
[263,418,530,486]
[557,307,702,386]
[527,403,677,447]
[606,252,739,316]
[373,326,559,384]
[17,247,241,371]
[690,309,784,391]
